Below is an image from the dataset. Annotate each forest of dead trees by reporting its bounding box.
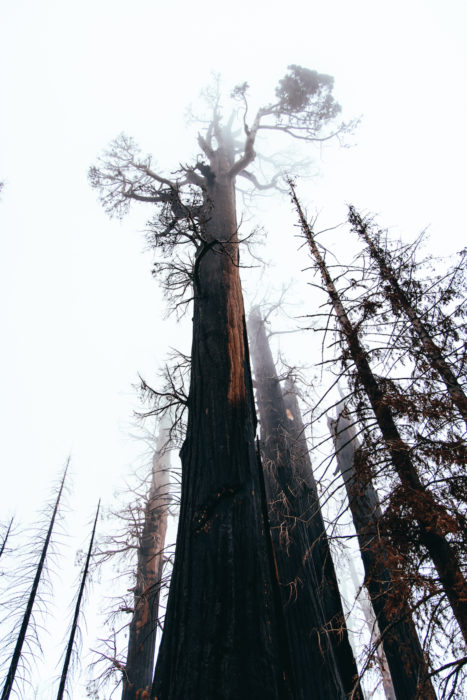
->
[0,67,466,699]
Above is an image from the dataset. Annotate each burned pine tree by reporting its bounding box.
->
[341,211,467,694]
[0,518,13,560]
[90,67,349,700]
[1,464,68,700]
[348,206,467,426]
[328,407,435,699]
[121,419,171,700]
[248,306,362,699]
[57,501,100,700]
[290,182,467,646]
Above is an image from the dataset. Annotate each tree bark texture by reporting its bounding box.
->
[248,307,362,700]
[329,409,436,700]
[291,184,467,643]
[152,154,293,700]
[122,421,171,700]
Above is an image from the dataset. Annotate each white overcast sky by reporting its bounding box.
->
[0,0,466,696]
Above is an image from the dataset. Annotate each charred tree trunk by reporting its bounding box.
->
[291,183,467,643]
[248,307,361,699]
[152,150,293,700]
[348,206,467,426]
[122,420,171,700]
[281,377,363,699]
[1,465,68,700]
[0,518,13,559]
[57,501,100,700]
[328,409,435,699]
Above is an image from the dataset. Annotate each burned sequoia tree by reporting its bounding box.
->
[90,68,348,700]
[248,307,362,700]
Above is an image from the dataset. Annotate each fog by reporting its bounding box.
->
[0,0,466,697]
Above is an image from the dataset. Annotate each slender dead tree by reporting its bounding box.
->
[122,418,171,700]
[348,206,467,426]
[90,67,350,700]
[328,408,435,699]
[0,519,14,560]
[1,464,68,700]
[248,306,362,699]
[57,501,100,700]
[343,549,396,700]
[290,181,467,644]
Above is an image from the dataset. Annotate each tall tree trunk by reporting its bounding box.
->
[57,501,100,700]
[291,182,467,643]
[122,419,171,700]
[152,163,293,700]
[1,464,68,700]
[248,307,362,699]
[281,378,363,699]
[348,206,467,425]
[328,409,435,699]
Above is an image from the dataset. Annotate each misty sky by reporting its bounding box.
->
[0,0,466,696]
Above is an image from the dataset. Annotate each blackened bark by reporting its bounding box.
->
[0,518,13,559]
[348,206,467,426]
[329,410,435,700]
[122,421,171,700]
[291,183,467,643]
[1,465,68,700]
[152,155,293,700]
[57,501,100,700]
[248,307,359,700]
[281,378,363,699]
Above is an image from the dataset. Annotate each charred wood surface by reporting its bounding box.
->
[152,165,293,700]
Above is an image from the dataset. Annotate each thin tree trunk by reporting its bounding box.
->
[152,162,293,700]
[122,419,171,700]
[329,409,435,700]
[346,552,396,700]
[249,306,362,699]
[291,182,467,643]
[348,206,467,425]
[1,464,68,700]
[57,501,100,700]
[0,518,13,559]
